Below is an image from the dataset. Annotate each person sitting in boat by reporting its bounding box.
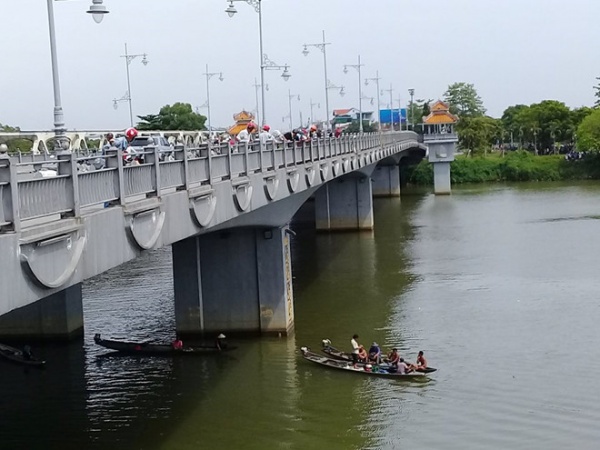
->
[415,350,427,370]
[364,363,373,372]
[387,348,400,366]
[396,358,412,375]
[215,333,227,350]
[172,338,183,350]
[22,345,33,360]
[357,345,368,363]
[368,342,382,364]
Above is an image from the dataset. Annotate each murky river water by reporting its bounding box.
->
[2,182,600,449]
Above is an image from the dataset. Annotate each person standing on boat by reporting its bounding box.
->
[351,334,360,367]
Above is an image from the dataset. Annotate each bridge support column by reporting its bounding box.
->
[0,283,83,339]
[371,165,401,197]
[315,176,374,230]
[172,226,294,337]
[433,162,452,195]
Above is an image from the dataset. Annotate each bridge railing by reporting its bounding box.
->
[0,132,410,233]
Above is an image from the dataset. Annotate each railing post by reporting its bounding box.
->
[0,155,20,233]
[106,148,125,205]
[57,151,80,218]
[206,143,213,185]
[283,141,288,168]
[176,144,188,190]
[259,140,264,172]
[243,143,249,176]
[227,144,233,179]
[147,146,161,197]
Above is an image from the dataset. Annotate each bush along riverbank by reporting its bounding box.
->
[407,151,600,185]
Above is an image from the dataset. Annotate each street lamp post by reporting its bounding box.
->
[365,71,381,130]
[117,43,148,127]
[252,78,268,126]
[46,0,108,148]
[309,99,320,124]
[343,55,365,133]
[408,88,415,130]
[287,90,300,130]
[203,64,224,133]
[302,30,331,126]
[382,84,393,131]
[226,0,291,126]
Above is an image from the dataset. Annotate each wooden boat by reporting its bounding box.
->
[301,347,435,378]
[0,343,46,367]
[93,334,236,355]
[321,339,353,361]
[320,339,437,373]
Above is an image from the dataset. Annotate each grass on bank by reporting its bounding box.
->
[407,151,600,185]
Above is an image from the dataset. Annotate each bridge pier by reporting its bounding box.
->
[172,226,294,337]
[0,284,83,339]
[315,175,374,230]
[433,162,452,195]
[371,165,401,197]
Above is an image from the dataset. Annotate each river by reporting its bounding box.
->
[2,182,600,449]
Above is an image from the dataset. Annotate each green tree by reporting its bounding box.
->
[137,103,206,130]
[456,116,501,155]
[0,122,33,152]
[443,82,486,118]
[577,108,600,151]
[594,77,600,108]
[344,121,376,133]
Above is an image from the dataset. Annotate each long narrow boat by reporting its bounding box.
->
[0,343,46,367]
[94,334,236,355]
[301,347,436,378]
[320,340,437,373]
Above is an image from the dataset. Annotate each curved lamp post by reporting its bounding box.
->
[365,71,381,130]
[114,43,149,127]
[343,55,365,133]
[203,64,224,133]
[302,30,331,126]
[47,0,108,148]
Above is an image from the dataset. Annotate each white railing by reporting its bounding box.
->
[0,133,413,233]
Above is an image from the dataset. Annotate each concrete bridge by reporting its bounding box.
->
[0,132,426,339]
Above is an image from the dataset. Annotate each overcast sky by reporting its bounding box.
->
[1,0,599,131]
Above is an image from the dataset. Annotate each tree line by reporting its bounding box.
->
[432,81,600,155]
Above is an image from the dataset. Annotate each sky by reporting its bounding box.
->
[1,0,600,132]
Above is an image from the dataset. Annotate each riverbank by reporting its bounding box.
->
[407,151,600,185]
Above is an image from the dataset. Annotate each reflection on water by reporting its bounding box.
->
[1,182,600,449]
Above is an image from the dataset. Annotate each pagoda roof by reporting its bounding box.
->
[423,100,459,124]
[228,110,256,135]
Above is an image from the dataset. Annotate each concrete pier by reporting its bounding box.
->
[172,227,294,336]
[314,176,374,230]
[0,283,83,339]
[371,165,401,197]
[433,161,452,195]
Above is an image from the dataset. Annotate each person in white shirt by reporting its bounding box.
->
[351,334,360,367]
[259,124,273,145]
[237,122,256,144]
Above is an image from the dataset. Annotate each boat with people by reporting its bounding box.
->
[93,333,236,355]
[300,347,435,378]
[320,339,437,373]
[0,343,46,367]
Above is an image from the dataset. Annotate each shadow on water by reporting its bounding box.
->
[0,188,432,450]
